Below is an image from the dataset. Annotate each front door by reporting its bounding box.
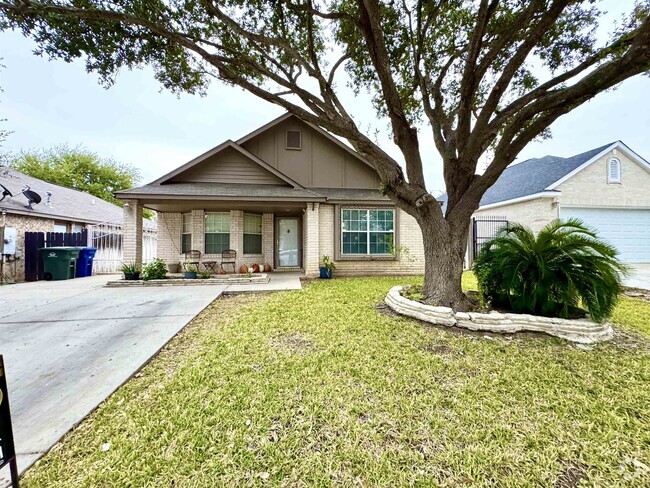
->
[277,217,300,267]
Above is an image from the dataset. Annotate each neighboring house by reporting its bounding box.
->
[0,166,154,281]
[472,141,650,263]
[115,113,426,276]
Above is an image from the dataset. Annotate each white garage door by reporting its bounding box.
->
[561,207,650,263]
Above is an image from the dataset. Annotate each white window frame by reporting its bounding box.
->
[341,208,395,255]
[181,213,192,253]
[608,157,621,184]
[204,212,230,255]
[243,213,263,255]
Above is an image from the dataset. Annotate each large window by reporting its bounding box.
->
[243,213,263,254]
[342,209,394,255]
[205,212,230,254]
[181,213,192,253]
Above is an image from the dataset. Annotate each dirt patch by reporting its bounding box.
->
[623,287,650,303]
[423,342,457,356]
[555,462,587,488]
[269,331,315,354]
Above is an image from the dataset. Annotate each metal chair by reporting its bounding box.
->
[183,250,201,271]
[220,249,237,274]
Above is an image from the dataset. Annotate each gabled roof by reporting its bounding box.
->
[236,112,377,171]
[148,140,304,188]
[479,141,649,207]
[0,166,126,224]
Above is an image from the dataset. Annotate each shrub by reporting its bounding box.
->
[474,219,627,323]
[141,258,168,281]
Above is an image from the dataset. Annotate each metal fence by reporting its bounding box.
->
[87,220,157,274]
[469,216,508,264]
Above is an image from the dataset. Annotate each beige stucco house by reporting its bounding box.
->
[116,113,425,276]
[472,141,650,263]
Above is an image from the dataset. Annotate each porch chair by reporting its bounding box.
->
[183,250,201,271]
[220,249,237,274]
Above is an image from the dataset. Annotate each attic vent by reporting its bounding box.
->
[286,130,302,150]
[608,158,621,183]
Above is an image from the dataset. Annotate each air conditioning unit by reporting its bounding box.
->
[0,226,17,255]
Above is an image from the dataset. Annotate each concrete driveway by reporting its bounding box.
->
[624,264,650,290]
[0,275,225,482]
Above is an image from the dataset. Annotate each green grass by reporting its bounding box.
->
[23,275,650,487]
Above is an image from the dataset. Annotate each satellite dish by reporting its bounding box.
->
[21,185,42,210]
[0,183,12,203]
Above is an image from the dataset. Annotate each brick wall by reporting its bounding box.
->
[1,213,55,282]
[318,204,425,276]
[473,197,558,235]
[303,203,320,276]
[122,200,143,268]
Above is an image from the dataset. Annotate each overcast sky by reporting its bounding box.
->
[1,0,649,196]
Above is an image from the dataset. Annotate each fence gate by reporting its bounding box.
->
[24,230,88,281]
[88,220,157,274]
[471,216,508,263]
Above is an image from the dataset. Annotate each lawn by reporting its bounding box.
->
[22,275,650,487]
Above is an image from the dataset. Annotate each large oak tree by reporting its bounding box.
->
[2,0,649,308]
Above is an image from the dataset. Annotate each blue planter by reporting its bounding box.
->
[319,267,333,279]
[184,271,197,279]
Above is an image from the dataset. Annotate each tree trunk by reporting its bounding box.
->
[419,214,473,311]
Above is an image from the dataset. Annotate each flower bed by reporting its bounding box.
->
[107,273,270,287]
[385,286,613,344]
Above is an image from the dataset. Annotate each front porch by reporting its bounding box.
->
[122,199,322,277]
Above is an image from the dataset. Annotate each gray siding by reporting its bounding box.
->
[170,147,285,185]
[241,118,380,189]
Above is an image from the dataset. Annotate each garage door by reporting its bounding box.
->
[561,207,650,263]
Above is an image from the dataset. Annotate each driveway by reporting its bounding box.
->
[624,264,650,290]
[0,275,225,482]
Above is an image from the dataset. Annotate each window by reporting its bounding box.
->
[243,213,263,254]
[608,158,621,183]
[181,213,192,253]
[53,222,67,233]
[286,130,302,150]
[341,209,394,255]
[72,224,83,233]
[205,212,230,254]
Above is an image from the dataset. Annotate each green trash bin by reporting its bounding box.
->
[39,247,81,281]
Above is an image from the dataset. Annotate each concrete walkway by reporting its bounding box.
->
[0,275,226,484]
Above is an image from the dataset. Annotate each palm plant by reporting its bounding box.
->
[474,219,627,323]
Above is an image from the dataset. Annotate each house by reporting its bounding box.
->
[115,113,425,276]
[472,141,650,263]
[0,166,155,281]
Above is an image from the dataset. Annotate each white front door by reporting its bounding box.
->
[561,207,650,263]
[277,217,300,267]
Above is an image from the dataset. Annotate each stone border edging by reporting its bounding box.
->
[385,286,613,344]
[106,274,270,287]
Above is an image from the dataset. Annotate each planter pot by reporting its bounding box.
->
[319,267,333,279]
[167,263,181,273]
[124,272,140,281]
[184,271,197,279]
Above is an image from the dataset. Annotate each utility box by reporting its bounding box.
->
[0,227,17,255]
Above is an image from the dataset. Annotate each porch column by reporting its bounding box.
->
[262,213,274,268]
[123,199,143,269]
[230,210,244,267]
[192,209,205,254]
[303,202,320,277]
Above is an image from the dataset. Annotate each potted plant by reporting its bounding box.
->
[121,262,140,280]
[320,255,335,279]
[184,261,198,279]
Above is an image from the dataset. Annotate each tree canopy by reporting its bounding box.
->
[10,145,142,210]
[2,0,649,306]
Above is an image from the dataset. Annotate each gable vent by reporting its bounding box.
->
[286,130,302,150]
[608,157,621,183]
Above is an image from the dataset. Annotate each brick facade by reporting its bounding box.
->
[122,199,143,268]
[473,197,559,235]
[155,203,426,275]
[1,213,55,282]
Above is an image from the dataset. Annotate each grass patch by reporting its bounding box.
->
[22,276,650,487]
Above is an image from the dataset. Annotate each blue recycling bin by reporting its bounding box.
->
[75,247,97,278]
